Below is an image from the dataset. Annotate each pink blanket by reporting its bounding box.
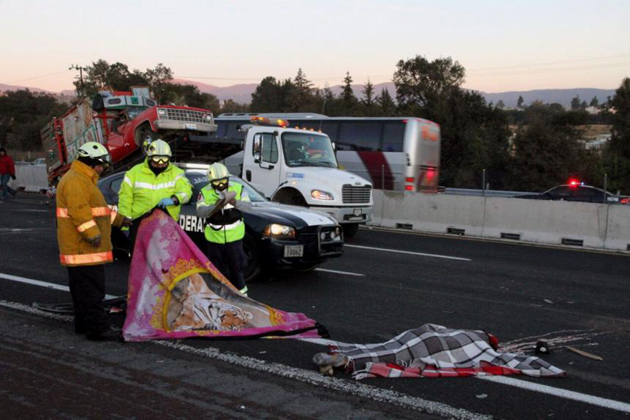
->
[122,210,325,341]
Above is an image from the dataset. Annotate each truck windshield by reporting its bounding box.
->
[281,132,338,168]
[127,106,150,119]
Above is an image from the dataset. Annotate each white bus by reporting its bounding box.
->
[215,113,441,192]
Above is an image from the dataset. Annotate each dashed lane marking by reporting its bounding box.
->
[0,272,117,299]
[345,244,472,261]
[0,300,488,420]
[314,268,365,277]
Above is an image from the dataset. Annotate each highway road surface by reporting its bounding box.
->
[1,193,629,419]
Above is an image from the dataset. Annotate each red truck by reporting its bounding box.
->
[41,87,234,185]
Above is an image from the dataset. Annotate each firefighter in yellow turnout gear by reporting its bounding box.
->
[56,142,128,340]
[118,139,192,248]
[197,163,251,295]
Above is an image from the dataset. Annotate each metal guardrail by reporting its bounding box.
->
[443,188,528,198]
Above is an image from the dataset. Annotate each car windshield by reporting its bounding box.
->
[185,171,267,203]
[281,132,338,168]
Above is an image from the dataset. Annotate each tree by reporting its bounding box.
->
[496,100,505,109]
[602,77,630,193]
[393,55,465,115]
[360,80,378,116]
[220,99,249,114]
[589,96,599,107]
[339,72,358,115]
[517,95,524,109]
[376,88,396,116]
[570,95,581,110]
[288,68,315,111]
[250,77,295,112]
[0,90,69,151]
[507,102,587,191]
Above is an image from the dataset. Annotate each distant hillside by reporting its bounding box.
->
[481,88,616,108]
[0,79,617,109]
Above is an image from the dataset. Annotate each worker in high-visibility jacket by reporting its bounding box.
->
[56,142,130,341]
[118,139,192,248]
[197,163,251,296]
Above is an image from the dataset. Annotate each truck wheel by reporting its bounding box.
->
[273,190,307,207]
[135,124,157,147]
[243,234,262,283]
[343,223,360,238]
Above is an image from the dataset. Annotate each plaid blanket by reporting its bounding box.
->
[317,324,565,380]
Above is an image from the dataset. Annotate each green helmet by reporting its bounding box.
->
[208,162,230,181]
[78,142,111,166]
[145,139,172,158]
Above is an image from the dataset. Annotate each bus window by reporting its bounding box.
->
[382,122,405,152]
[338,122,382,151]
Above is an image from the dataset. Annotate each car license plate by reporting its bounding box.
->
[284,245,304,258]
[185,123,197,130]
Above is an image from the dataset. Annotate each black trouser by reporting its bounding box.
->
[206,240,247,290]
[67,265,108,336]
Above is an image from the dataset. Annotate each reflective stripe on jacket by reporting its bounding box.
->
[117,160,192,221]
[198,183,246,244]
[56,160,123,267]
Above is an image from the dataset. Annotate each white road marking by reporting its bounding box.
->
[314,268,365,277]
[345,244,472,261]
[0,299,488,420]
[298,337,353,347]
[0,272,117,299]
[478,376,630,414]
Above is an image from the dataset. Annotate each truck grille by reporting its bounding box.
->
[342,185,371,204]
[162,108,207,123]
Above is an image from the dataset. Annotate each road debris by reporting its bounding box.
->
[476,394,488,399]
[566,346,603,361]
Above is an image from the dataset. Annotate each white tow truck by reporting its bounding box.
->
[228,117,373,237]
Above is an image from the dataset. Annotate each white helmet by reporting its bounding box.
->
[78,142,111,166]
[208,162,230,181]
[145,139,172,158]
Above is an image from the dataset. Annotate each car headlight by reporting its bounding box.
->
[311,189,334,200]
[263,224,296,239]
[204,114,213,121]
[157,108,167,116]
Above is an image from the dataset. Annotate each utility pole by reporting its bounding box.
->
[69,64,87,97]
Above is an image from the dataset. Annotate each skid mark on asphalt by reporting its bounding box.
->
[500,329,613,353]
[0,300,488,420]
[345,244,472,261]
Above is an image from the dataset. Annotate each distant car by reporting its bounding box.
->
[98,168,344,282]
[515,182,630,205]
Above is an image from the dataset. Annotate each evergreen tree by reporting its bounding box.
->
[340,72,358,115]
[360,80,377,116]
[571,95,581,110]
[289,68,314,111]
[589,96,599,107]
[376,88,396,116]
[517,95,524,109]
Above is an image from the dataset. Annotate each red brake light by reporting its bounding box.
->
[405,185,413,191]
[405,177,414,183]
[427,168,436,180]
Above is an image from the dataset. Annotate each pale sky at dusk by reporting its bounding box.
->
[2,0,629,93]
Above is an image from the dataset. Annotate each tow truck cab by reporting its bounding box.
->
[238,117,373,237]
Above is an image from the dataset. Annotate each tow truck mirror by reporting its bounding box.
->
[332,142,336,151]
[253,136,262,163]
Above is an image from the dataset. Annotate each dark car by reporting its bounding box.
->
[98,167,344,282]
[515,182,630,204]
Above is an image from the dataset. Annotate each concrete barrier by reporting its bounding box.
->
[482,197,608,248]
[604,204,630,251]
[11,164,49,192]
[375,190,485,236]
[369,191,630,252]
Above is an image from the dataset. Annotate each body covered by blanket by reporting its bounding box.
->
[123,210,325,341]
[313,324,565,379]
